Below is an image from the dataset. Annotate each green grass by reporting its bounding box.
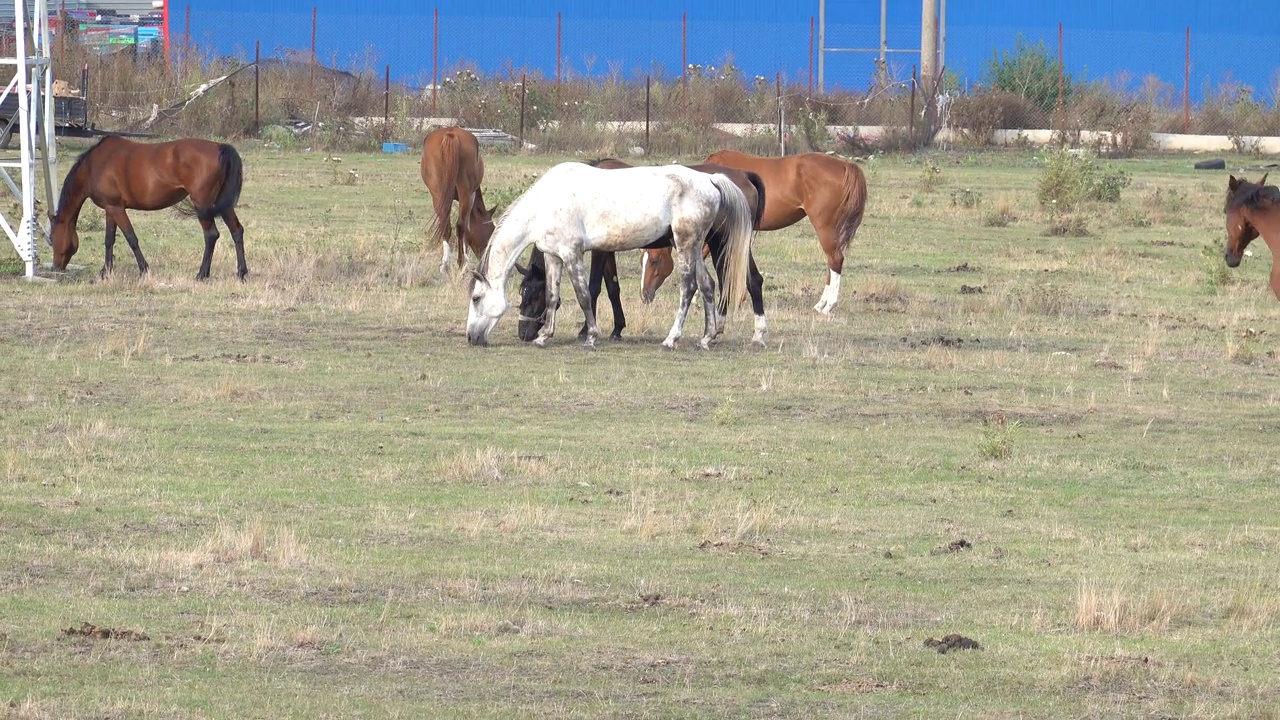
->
[2,143,1280,718]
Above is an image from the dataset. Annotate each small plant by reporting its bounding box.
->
[950,188,982,208]
[978,412,1019,460]
[984,196,1018,227]
[1046,214,1090,237]
[1200,242,1233,293]
[920,159,942,192]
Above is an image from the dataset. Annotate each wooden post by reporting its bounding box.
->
[776,72,784,156]
[556,12,562,89]
[1056,22,1064,133]
[432,8,439,117]
[182,4,189,78]
[645,75,651,154]
[383,64,390,141]
[254,40,260,133]
[909,65,917,149]
[518,72,527,150]
[808,16,814,96]
[1183,27,1190,134]
[310,6,317,94]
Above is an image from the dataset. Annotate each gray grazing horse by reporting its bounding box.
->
[465,162,753,349]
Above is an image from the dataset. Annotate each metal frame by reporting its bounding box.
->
[1,0,58,279]
[817,0,946,94]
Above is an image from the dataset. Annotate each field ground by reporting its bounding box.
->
[2,142,1280,718]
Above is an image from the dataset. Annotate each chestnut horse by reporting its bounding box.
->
[645,150,867,314]
[1224,173,1280,300]
[421,126,495,273]
[51,136,247,280]
[516,158,769,344]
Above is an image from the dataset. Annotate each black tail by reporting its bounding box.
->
[744,170,766,228]
[205,143,243,219]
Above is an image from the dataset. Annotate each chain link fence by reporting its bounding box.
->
[41,4,1280,156]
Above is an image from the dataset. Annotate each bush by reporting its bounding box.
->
[949,90,1050,142]
[983,36,1071,115]
[1036,149,1129,211]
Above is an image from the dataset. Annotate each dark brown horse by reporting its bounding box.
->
[693,150,867,314]
[1224,173,1280,300]
[51,136,247,280]
[421,126,495,273]
[516,158,769,344]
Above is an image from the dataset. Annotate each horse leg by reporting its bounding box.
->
[100,217,118,279]
[533,252,565,348]
[107,208,149,277]
[1270,261,1280,301]
[194,215,221,281]
[222,209,249,281]
[813,226,846,315]
[747,253,767,346]
[581,251,604,339]
[662,237,699,350]
[694,254,718,349]
[602,252,626,340]
[705,239,727,336]
[564,252,601,348]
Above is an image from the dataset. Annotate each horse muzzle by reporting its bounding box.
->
[1224,251,1242,269]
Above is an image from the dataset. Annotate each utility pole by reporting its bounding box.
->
[920,0,938,97]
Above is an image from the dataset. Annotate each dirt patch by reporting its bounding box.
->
[62,622,150,641]
[930,538,972,555]
[941,262,979,273]
[923,634,981,653]
[820,679,895,694]
[697,539,770,557]
[960,284,985,294]
[179,352,304,368]
[901,335,970,349]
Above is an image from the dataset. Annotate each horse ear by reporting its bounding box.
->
[1228,175,1240,191]
[470,269,486,286]
[514,263,529,278]
[1260,173,1270,187]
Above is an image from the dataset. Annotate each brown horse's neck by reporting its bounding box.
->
[53,158,93,230]
[1254,208,1280,256]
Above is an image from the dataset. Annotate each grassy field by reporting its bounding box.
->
[2,141,1279,719]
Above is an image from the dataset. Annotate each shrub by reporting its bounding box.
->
[1037,149,1129,211]
[983,36,1071,115]
[949,90,1049,142]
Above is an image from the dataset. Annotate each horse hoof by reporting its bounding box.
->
[582,339,597,350]
[698,337,712,350]
[662,339,678,350]
[752,333,767,347]
[609,333,623,342]
[533,337,548,348]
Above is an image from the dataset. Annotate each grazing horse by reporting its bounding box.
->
[467,162,753,350]
[421,126,496,273]
[689,149,867,314]
[1224,173,1280,300]
[50,136,247,280]
[515,158,769,345]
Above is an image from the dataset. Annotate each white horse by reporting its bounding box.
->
[465,162,754,349]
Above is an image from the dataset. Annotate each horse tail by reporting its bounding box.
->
[835,161,868,256]
[205,143,243,220]
[708,173,752,318]
[744,170,766,228]
[439,132,462,265]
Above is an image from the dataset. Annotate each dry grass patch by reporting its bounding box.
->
[150,518,307,577]
[435,447,555,485]
[1223,580,1280,632]
[1074,580,1200,634]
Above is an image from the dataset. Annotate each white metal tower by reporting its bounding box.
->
[1,0,58,279]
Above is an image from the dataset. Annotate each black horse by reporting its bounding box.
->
[516,159,768,344]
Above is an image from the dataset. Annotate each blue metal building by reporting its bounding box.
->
[176,1,1275,102]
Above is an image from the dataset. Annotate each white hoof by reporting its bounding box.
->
[662,337,678,349]
[698,336,712,350]
[533,336,549,348]
[752,330,767,346]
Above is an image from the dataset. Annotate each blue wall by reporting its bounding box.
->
[180,1,1276,102]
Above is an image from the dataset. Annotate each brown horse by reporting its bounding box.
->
[421,126,495,273]
[51,136,246,280]
[1224,173,1280,300]
[647,149,867,315]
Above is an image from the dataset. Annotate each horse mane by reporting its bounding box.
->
[55,136,110,217]
[1227,180,1280,212]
